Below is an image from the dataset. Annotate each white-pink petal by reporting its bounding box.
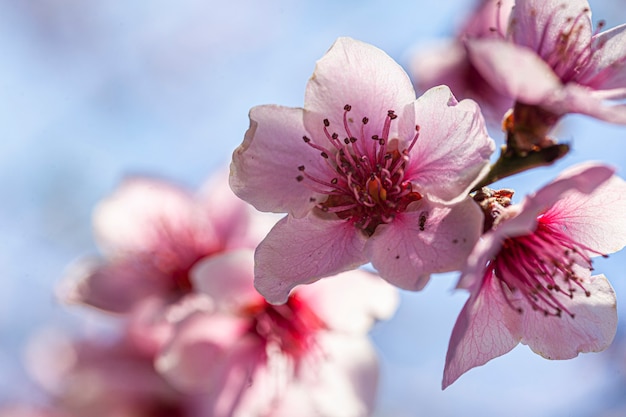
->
[467,39,562,105]
[270,334,379,417]
[198,169,278,250]
[156,312,262,393]
[519,274,617,359]
[510,0,592,61]
[93,177,214,257]
[295,269,398,335]
[543,172,626,255]
[443,273,521,389]
[303,37,416,147]
[60,257,172,314]
[582,23,626,89]
[408,85,495,202]
[230,105,325,218]
[500,163,615,238]
[555,83,626,124]
[190,250,262,311]
[368,197,483,290]
[254,214,368,304]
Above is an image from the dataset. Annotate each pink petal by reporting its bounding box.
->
[303,37,416,148]
[225,333,379,417]
[461,0,514,38]
[467,39,562,104]
[554,83,626,123]
[519,274,617,359]
[270,334,380,417]
[455,231,504,292]
[500,163,616,238]
[191,250,263,310]
[60,257,172,313]
[411,40,513,128]
[198,169,276,250]
[368,197,483,290]
[254,214,368,304]
[411,40,466,94]
[125,297,177,356]
[443,272,521,389]
[295,269,398,334]
[408,86,495,202]
[510,0,592,62]
[94,177,214,256]
[542,168,626,255]
[155,312,262,393]
[581,23,626,89]
[230,105,325,217]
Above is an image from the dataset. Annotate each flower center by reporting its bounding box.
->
[243,294,327,359]
[297,104,421,236]
[489,220,606,318]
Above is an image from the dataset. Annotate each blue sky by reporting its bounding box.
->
[1,1,626,415]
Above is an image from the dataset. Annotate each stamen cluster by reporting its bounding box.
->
[490,221,604,318]
[297,105,421,235]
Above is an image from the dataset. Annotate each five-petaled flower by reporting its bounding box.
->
[468,0,626,125]
[156,249,398,417]
[443,163,626,388]
[230,37,495,304]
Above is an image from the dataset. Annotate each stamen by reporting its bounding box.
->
[296,106,421,236]
[491,221,601,319]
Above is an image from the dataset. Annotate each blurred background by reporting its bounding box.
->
[1,0,626,416]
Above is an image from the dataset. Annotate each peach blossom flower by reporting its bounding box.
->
[231,37,494,303]
[443,163,626,388]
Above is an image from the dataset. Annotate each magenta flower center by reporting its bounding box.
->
[297,105,421,236]
[244,294,327,359]
[489,220,605,318]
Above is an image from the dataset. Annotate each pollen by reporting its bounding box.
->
[295,104,422,236]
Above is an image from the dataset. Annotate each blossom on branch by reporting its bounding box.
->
[443,163,626,388]
[468,0,626,125]
[230,37,495,304]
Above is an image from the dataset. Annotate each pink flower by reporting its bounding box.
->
[410,0,514,126]
[230,37,495,303]
[443,163,626,388]
[468,0,626,123]
[155,249,398,417]
[61,172,270,313]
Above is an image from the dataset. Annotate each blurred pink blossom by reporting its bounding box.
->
[443,163,626,388]
[155,249,398,417]
[468,0,626,123]
[61,171,273,313]
[230,37,495,304]
[410,0,514,126]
